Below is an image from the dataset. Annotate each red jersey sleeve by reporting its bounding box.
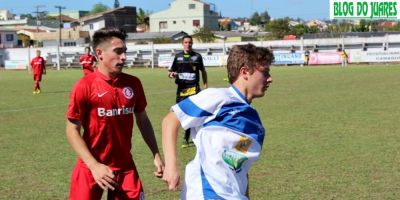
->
[133,77,147,113]
[67,80,89,121]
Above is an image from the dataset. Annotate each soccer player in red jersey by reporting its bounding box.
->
[30,50,46,94]
[80,47,97,76]
[66,28,164,200]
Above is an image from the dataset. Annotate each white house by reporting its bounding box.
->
[0,28,18,48]
[149,0,219,35]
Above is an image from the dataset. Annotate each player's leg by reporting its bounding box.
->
[69,163,103,200]
[114,168,144,200]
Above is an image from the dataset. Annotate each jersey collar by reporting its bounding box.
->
[95,69,119,84]
[230,85,250,104]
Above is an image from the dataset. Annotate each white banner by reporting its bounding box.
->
[350,50,400,62]
[5,60,27,69]
[157,55,226,67]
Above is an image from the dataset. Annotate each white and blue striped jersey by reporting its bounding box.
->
[172,85,266,200]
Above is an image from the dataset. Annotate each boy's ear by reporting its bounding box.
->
[239,66,249,80]
[95,48,103,60]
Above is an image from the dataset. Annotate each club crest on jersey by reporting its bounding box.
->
[235,136,252,153]
[222,149,248,173]
[123,87,134,99]
[190,56,198,61]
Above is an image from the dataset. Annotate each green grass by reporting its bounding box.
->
[0,65,399,199]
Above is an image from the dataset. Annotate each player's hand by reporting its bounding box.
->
[168,72,177,78]
[153,153,165,178]
[89,162,118,190]
[162,165,180,191]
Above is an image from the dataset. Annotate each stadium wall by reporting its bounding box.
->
[1,34,400,69]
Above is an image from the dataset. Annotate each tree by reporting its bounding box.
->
[249,12,261,25]
[260,11,271,24]
[192,27,215,43]
[137,8,150,26]
[114,0,120,8]
[90,3,109,14]
[265,18,290,39]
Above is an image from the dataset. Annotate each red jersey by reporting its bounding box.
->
[31,56,46,75]
[79,55,97,75]
[67,70,147,170]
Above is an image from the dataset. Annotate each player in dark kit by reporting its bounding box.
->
[168,35,208,148]
[66,28,164,200]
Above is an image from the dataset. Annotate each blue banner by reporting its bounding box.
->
[273,53,305,65]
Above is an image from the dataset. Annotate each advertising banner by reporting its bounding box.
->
[273,53,305,65]
[309,52,343,65]
[5,60,27,69]
[350,50,400,63]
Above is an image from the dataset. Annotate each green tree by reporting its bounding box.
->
[260,11,271,24]
[114,0,120,8]
[265,18,290,39]
[90,3,110,14]
[137,8,150,26]
[250,12,261,25]
[193,27,215,43]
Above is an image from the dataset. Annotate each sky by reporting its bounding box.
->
[0,0,329,20]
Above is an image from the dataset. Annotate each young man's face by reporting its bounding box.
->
[97,37,127,76]
[182,38,193,53]
[85,48,90,55]
[247,64,273,99]
[36,51,41,57]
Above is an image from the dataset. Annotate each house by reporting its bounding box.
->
[218,18,239,31]
[149,0,219,35]
[127,31,188,44]
[78,6,136,37]
[307,19,328,31]
[17,27,89,47]
[0,10,15,21]
[0,28,18,48]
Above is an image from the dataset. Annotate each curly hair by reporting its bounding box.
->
[226,43,274,84]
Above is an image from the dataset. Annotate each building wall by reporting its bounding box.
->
[150,0,219,34]
[82,18,106,38]
[0,31,18,48]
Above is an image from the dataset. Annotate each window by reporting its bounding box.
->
[159,21,168,29]
[193,20,200,27]
[189,4,196,9]
[173,21,176,24]
[6,34,14,41]
[89,24,94,30]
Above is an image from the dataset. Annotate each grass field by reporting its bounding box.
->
[0,65,400,199]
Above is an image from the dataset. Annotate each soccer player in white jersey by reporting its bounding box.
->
[162,43,274,199]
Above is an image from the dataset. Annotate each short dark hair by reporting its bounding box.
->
[227,43,274,84]
[92,28,127,50]
[182,35,192,42]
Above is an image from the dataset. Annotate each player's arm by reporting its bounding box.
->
[161,111,181,191]
[201,69,208,89]
[42,59,46,75]
[199,56,208,88]
[66,119,117,190]
[168,57,178,78]
[134,110,164,178]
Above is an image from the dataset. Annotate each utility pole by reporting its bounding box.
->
[55,5,66,46]
[33,5,45,32]
[55,5,65,71]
